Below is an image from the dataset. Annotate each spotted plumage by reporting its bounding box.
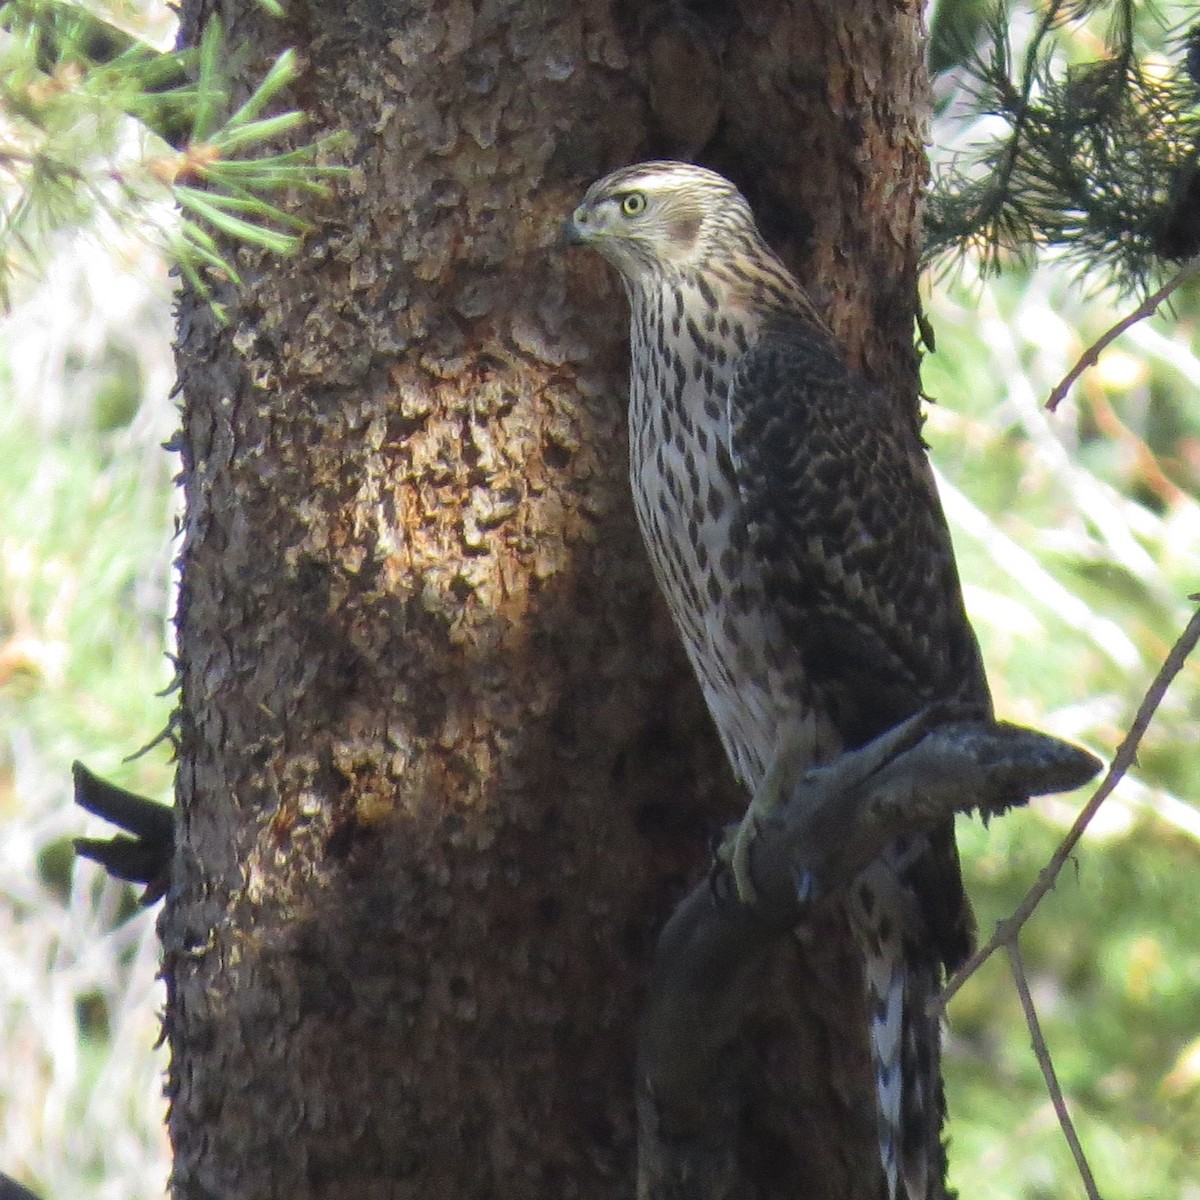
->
[568,161,990,1199]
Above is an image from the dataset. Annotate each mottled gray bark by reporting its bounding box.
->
[161,2,939,1198]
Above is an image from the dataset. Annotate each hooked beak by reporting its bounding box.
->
[563,205,594,246]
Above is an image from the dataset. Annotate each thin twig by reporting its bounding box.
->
[1047,257,1200,410]
[1007,942,1104,1200]
[938,601,1200,1010]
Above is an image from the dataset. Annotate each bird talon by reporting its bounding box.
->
[713,812,761,905]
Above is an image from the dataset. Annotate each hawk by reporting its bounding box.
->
[566,161,989,1199]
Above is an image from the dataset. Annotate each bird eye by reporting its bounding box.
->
[620,192,647,217]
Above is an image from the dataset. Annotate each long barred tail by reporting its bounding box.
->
[855,865,945,1200]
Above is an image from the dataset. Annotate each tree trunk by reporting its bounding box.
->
[161,2,932,1198]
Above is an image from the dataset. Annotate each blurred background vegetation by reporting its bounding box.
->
[1,1,1198,1197]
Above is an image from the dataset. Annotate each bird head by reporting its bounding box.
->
[565,161,757,283]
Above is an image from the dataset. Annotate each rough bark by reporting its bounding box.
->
[161,2,934,1198]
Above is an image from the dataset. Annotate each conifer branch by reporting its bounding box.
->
[0,0,192,145]
[0,1,347,316]
[928,1,1200,294]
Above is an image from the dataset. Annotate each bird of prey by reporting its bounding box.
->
[566,161,990,1200]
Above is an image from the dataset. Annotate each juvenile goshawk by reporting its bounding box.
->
[567,161,989,1200]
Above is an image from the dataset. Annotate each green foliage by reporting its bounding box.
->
[928,0,1200,293]
[167,21,347,314]
[950,814,1200,1199]
[922,27,1200,1184]
[0,237,175,1196]
[919,259,1200,1198]
[0,0,346,318]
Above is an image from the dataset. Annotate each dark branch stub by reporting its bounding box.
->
[636,714,1100,1200]
[0,1172,44,1200]
[72,762,174,902]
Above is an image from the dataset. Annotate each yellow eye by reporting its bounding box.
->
[620,192,647,217]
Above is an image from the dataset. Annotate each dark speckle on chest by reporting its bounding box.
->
[624,276,806,788]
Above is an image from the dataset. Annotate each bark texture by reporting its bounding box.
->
[161,2,933,1198]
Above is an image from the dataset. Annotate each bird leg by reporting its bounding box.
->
[719,738,813,906]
